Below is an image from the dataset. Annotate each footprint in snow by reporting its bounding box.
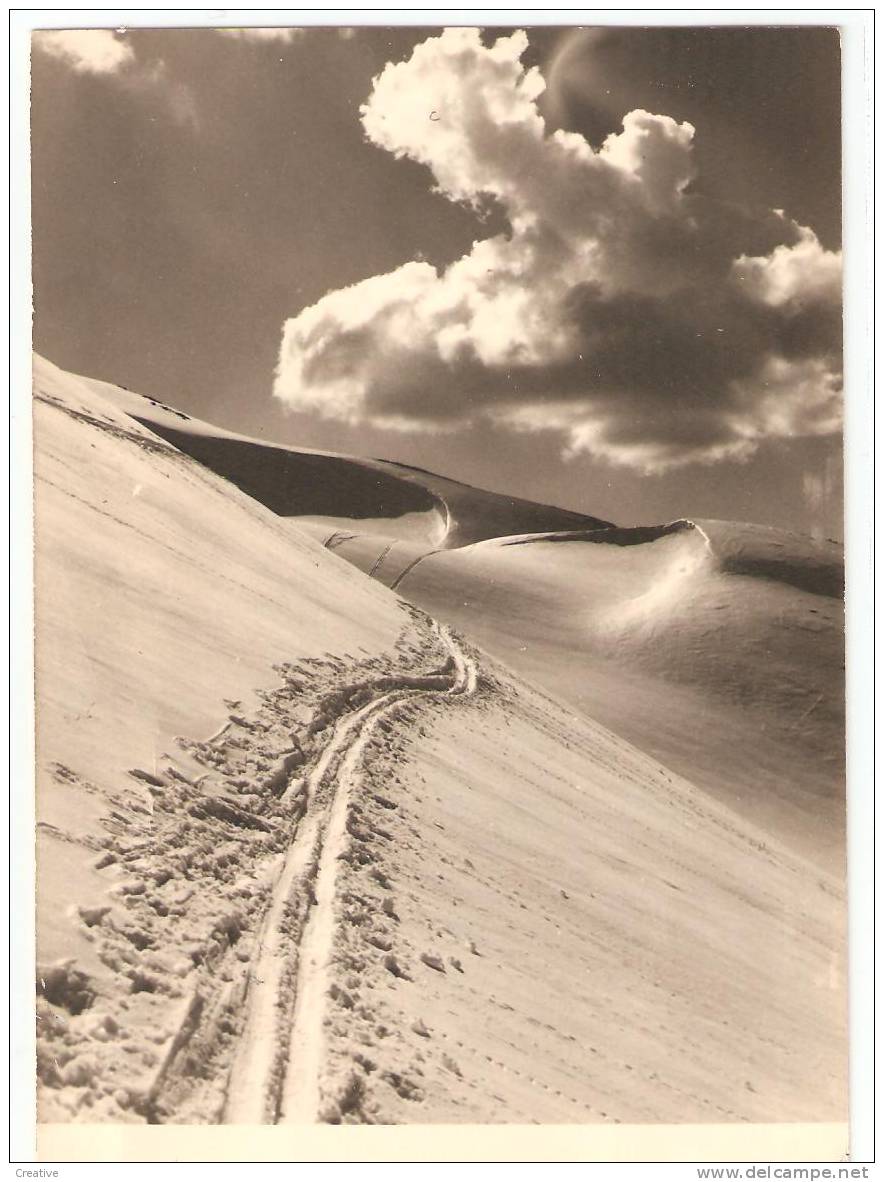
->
[383,953,411,980]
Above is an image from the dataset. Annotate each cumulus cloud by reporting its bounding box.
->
[274,27,842,472]
[33,29,134,74]
[732,222,843,308]
[216,27,304,44]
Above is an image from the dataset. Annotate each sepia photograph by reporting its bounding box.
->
[16,10,872,1164]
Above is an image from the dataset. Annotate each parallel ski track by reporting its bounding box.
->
[222,623,477,1124]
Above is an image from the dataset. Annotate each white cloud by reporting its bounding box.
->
[33,29,199,128]
[216,28,304,44]
[34,29,134,75]
[274,27,843,472]
[730,356,842,443]
[124,59,200,130]
[732,223,842,308]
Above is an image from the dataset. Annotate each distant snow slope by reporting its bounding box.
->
[83,368,611,547]
[33,356,845,1130]
[393,521,845,869]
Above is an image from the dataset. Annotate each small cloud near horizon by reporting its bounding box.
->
[33,29,199,130]
[33,29,135,74]
[273,28,842,474]
[216,28,305,44]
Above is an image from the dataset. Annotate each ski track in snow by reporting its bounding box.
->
[367,542,395,579]
[220,623,477,1125]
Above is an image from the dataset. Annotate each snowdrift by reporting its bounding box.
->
[82,368,610,548]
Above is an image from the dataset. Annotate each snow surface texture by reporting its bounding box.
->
[34,357,845,1125]
[390,521,846,870]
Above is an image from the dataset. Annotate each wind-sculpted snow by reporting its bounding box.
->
[131,422,445,524]
[498,517,844,597]
[67,362,611,548]
[500,519,696,548]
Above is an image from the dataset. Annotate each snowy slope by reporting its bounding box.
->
[33,357,846,1129]
[312,666,845,1124]
[392,522,845,869]
[33,356,430,1107]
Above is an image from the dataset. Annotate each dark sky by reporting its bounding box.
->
[31,24,844,537]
